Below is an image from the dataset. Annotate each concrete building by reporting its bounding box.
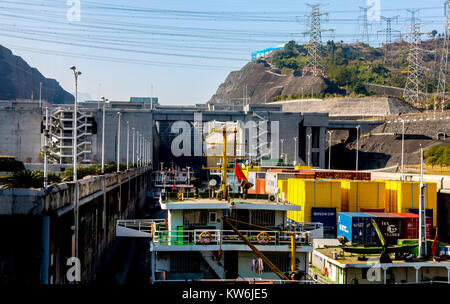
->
[0,100,331,171]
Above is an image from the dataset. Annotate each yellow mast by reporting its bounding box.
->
[202,126,245,200]
[221,129,227,198]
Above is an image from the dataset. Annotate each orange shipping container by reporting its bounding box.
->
[256,178,266,194]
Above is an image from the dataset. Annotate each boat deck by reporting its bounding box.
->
[160,197,301,211]
[315,247,450,265]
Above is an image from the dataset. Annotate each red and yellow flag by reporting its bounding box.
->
[234,161,247,181]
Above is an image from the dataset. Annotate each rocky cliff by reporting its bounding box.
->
[208,59,343,104]
[0,45,74,104]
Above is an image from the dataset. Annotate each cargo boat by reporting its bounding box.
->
[116,126,321,283]
[149,165,195,199]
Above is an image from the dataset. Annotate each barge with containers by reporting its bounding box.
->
[116,127,323,283]
[115,128,446,284]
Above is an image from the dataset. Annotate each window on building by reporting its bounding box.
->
[362,268,367,280]
[251,210,275,227]
[183,210,208,226]
[262,254,290,272]
[208,212,219,224]
[170,253,202,272]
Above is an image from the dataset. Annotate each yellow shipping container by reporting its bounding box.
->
[387,181,437,226]
[286,179,341,223]
[287,178,299,222]
[384,180,396,213]
[277,180,288,199]
[295,166,312,171]
[340,180,386,213]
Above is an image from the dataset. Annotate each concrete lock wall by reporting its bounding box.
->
[0,104,330,169]
[0,107,42,162]
[97,110,153,166]
[153,111,328,169]
[0,106,153,168]
[0,168,151,284]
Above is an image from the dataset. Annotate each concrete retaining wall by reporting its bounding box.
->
[0,167,151,284]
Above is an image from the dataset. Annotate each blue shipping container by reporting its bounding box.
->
[311,207,337,238]
[408,209,433,226]
[337,212,377,245]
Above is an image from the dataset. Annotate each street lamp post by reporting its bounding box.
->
[327,130,333,170]
[306,134,312,167]
[132,128,135,167]
[136,131,140,167]
[294,137,298,165]
[126,121,130,170]
[142,136,144,167]
[401,119,405,180]
[43,107,49,188]
[69,65,81,260]
[146,139,149,166]
[101,97,108,174]
[117,112,121,172]
[139,134,142,168]
[148,141,151,168]
[143,139,147,167]
[356,125,360,171]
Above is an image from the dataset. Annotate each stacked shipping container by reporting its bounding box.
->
[397,213,432,239]
[287,179,341,223]
[340,180,386,212]
[238,167,438,238]
[385,181,437,226]
[265,171,315,195]
[364,212,403,245]
[338,212,434,245]
[314,170,371,180]
[337,212,377,244]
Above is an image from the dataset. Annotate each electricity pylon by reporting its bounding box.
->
[436,1,450,112]
[378,16,400,47]
[359,4,374,45]
[302,3,333,77]
[403,10,431,108]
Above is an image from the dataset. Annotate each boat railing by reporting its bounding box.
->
[153,228,312,246]
[117,219,165,233]
[152,278,317,284]
[286,221,323,232]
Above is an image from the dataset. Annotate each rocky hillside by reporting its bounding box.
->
[209,38,447,108]
[331,116,450,170]
[277,96,419,117]
[208,59,343,104]
[0,45,74,104]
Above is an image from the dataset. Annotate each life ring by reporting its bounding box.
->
[199,231,212,244]
[256,232,271,245]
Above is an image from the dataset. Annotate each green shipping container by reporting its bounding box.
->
[397,239,436,256]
